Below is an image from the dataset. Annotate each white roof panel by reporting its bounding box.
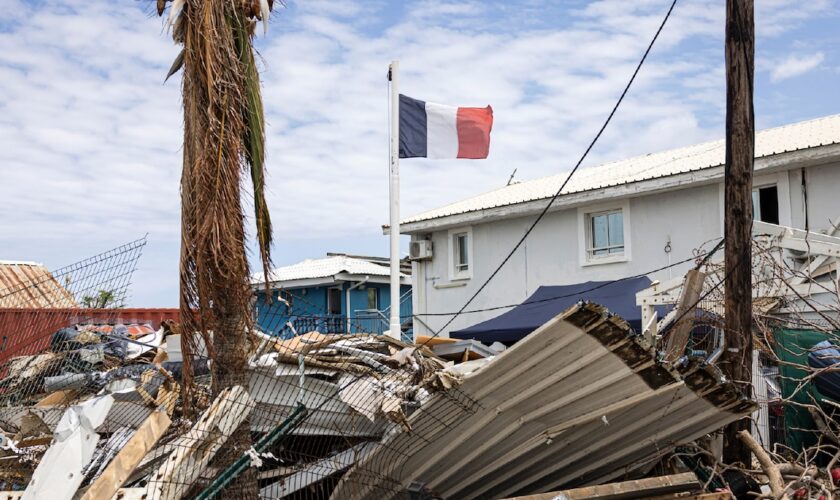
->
[253,255,402,284]
[401,113,840,225]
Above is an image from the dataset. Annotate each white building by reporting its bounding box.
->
[389,114,840,337]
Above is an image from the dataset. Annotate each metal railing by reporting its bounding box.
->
[353,309,389,335]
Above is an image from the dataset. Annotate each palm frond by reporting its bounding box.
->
[164,48,184,82]
[234,15,273,298]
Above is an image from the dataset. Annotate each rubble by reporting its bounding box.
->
[0,322,454,497]
[0,294,799,498]
[332,302,754,500]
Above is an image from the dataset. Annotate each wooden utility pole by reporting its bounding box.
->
[721,0,755,466]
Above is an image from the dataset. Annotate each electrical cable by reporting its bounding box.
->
[412,242,717,318]
[418,0,680,339]
[248,5,689,492]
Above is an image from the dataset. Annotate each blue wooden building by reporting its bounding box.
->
[252,253,412,339]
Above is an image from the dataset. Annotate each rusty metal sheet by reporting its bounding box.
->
[0,261,76,308]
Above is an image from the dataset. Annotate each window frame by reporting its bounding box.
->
[752,183,780,225]
[578,200,631,266]
[448,227,474,280]
[717,171,791,233]
[326,287,342,315]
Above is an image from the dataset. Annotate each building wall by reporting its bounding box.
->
[254,282,411,336]
[411,160,840,337]
[788,163,840,234]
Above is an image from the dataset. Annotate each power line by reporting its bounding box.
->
[259,1,686,478]
[413,242,718,318]
[424,0,680,339]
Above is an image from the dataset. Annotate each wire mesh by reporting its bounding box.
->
[0,244,473,498]
[0,237,153,491]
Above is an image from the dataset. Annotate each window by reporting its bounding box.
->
[752,185,779,225]
[588,209,624,258]
[327,287,342,315]
[454,233,469,271]
[448,227,473,280]
[366,287,378,310]
[578,201,630,266]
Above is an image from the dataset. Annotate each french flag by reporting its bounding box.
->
[399,94,493,159]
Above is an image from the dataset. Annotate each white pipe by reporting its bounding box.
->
[387,60,401,340]
[345,276,369,333]
[706,326,725,365]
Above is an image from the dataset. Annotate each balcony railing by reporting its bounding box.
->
[267,312,412,342]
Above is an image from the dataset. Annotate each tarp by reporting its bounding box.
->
[451,277,653,343]
[774,328,840,456]
[809,340,840,402]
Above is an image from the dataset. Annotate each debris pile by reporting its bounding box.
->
[0,322,459,498]
[0,304,763,498]
[640,233,840,499]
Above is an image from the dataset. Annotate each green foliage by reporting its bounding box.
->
[80,289,123,308]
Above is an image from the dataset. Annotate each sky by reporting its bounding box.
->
[0,0,838,306]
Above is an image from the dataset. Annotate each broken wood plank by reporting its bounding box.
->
[500,472,700,499]
[155,381,180,417]
[14,436,52,448]
[83,428,137,487]
[34,389,79,408]
[648,493,730,500]
[144,385,252,500]
[663,269,706,363]
[112,488,149,500]
[415,335,458,346]
[81,411,171,500]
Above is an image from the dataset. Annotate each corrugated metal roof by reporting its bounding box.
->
[402,113,840,226]
[332,303,754,499]
[253,255,405,284]
[0,262,77,308]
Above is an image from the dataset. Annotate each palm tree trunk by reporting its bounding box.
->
[164,0,275,496]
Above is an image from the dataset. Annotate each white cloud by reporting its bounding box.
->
[0,0,834,305]
[757,0,834,37]
[771,52,825,82]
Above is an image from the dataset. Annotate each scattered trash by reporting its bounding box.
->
[0,320,456,498]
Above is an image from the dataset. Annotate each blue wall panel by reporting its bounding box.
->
[253,281,412,337]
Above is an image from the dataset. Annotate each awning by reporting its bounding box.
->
[451,276,654,343]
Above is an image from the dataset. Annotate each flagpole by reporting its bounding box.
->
[387,60,401,340]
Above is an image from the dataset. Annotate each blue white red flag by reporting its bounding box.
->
[399,94,493,159]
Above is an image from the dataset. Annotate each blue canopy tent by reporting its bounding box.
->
[451,276,654,344]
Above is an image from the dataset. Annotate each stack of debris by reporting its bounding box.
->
[0,322,457,498]
[0,321,184,493]
[0,303,757,499]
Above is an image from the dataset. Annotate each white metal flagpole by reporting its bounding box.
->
[387,60,401,340]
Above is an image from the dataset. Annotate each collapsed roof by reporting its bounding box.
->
[334,303,754,499]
